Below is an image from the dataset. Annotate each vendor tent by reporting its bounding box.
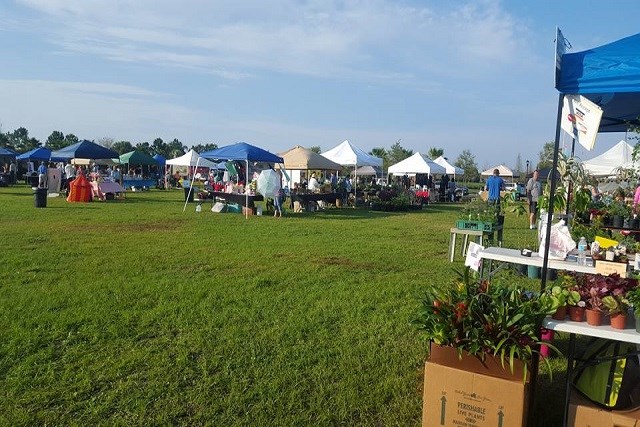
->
[480,165,514,178]
[0,147,17,157]
[119,150,158,165]
[200,142,284,218]
[582,140,635,176]
[433,156,464,176]
[165,149,220,169]
[278,145,341,170]
[321,140,382,167]
[388,152,446,176]
[16,147,51,161]
[153,154,166,167]
[351,165,379,176]
[51,140,119,161]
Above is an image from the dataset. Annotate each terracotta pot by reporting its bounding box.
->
[610,313,628,330]
[552,305,567,321]
[568,306,585,322]
[586,308,604,326]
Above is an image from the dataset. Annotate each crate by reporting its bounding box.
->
[455,220,495,232]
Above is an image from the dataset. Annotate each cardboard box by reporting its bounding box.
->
[242,206,255,216]
[568,391,640,427]
[423,344,529,427]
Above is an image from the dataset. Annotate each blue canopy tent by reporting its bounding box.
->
[531,32,640,427]
[51,140,119,161]
[152,154,166,167]
[16,147,52,161]
[200,142,284,217]
[0,147,17,157]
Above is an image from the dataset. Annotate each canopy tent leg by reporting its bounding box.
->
[245,159,249,219]
[183,157,200,212]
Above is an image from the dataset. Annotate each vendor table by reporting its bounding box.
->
[207,191,263,208]
[122,179,157,190]
[294,192,340,203]
[543,317,640,427]
[478,246,595,275]
[448,226,503,262]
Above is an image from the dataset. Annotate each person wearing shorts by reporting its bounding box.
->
[526,170,541,229]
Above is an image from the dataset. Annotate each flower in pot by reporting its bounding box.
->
[566,288,586,322]
[414,269,558,381]
[602,294,630,329]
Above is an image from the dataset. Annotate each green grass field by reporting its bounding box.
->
[0,185,570,425]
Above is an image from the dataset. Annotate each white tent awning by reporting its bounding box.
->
[321,140,382,167]
[388,152,446,175]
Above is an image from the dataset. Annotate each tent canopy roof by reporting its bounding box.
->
[351,165,379,176]
[119,150,158,165]
[201,142,283,163]
[480,164,514,177]
[387,152,446,175]
[277,145,342,170]
[321,140,382,167]
[556,31,640,132]
[582,140,634,177]
[433,156,464,175]
[0,147,17,157]
[16,147,51,161]
[51,140,119,160]
[166,149,220,168]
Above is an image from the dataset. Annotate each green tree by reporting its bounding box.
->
[428,147,444,159]
[191,143,218,154]
[370,147,388,169]
[46,131,70,150]
[64,133,79,146]
[0,132,9,149]
[167,138,187,158]
[454,150,480,182]
[151,138,168,157]
[309,146,321,154]
[8,127,40,152]
[387,140,412,166]
[537,141,555,170]
[135,142,152,154]
[112,140,134,154]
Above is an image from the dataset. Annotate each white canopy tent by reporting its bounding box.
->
[387,152,446,176]
[166,149,220,169]
[433,156,464,176]
[480,164,514,179]
[321,140,383,202]
[582,140,635,177]
[321,140,383,168]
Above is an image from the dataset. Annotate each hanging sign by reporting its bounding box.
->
[464,242,484,272]
[560,94,603,151]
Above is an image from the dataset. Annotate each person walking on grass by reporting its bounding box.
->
[485,168,505,214]
[526,170,541,230]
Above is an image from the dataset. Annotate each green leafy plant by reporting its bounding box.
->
[414,269,558,381]
[626,287,640,317]
[602,295,630,316]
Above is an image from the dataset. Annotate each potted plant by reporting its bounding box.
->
[542,285,570,320]
[578,273,638,327]
[602,294,630,329]
[566,288,586,322]
[625,287,640,332]
[607,200,630,228]
[414,269,558,381]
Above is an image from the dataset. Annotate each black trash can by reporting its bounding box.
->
[34,188,48,208]
[184,186,194,202]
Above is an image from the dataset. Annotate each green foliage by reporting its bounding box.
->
[625,287,640,317]
[537,141,555,170]
[427,147,444,159]
[454,150,479,182]
[414,270,558,381]
[459,198,497,222]
[45,131,66,150]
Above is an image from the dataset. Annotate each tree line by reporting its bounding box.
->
[0,127,218,160]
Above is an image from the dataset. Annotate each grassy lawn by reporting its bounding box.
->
[0,185,570,425]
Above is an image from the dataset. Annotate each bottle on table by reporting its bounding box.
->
[577,236,587,265]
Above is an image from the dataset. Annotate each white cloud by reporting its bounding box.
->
[14,0,530,85]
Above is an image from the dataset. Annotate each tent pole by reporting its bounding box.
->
[183,157,200,212]
[354,165,357,208]
[245,160,249,219]
[528,92,564,427]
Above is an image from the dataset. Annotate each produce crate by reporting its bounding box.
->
[455,220,495,232]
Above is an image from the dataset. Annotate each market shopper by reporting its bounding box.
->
[37,161,48,188]
[526,170,541,229]
[485,168,504,213]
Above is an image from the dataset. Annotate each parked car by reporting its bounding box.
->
[505,182,526,198]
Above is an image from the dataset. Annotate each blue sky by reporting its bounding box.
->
[0,0,638,169]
